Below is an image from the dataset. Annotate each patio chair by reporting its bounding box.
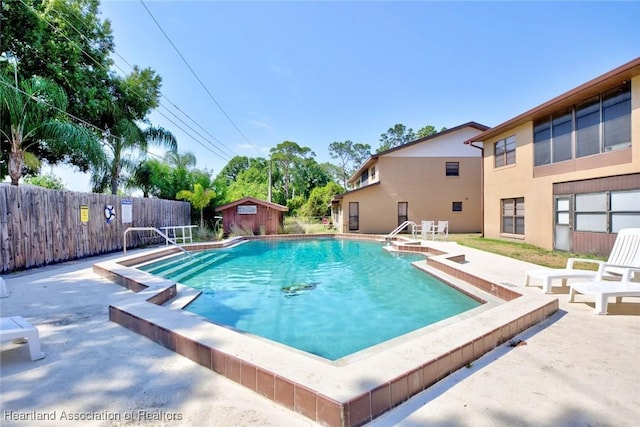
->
[569,267,640,314]
[433,221,448,240]
[0,316,45,360]
[412,220,434,240]
[525,228,640,294]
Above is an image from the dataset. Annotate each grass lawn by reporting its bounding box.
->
[450,233,604,269]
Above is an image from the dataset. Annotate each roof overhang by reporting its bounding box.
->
[465,57,640,145]
[215,196,288,212]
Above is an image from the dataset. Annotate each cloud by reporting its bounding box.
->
[248,120,274,132]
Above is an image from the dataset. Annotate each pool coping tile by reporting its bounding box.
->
[97,234,558,426]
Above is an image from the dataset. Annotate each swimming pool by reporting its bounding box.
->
[138,239,481,360]
[98,234,558,426]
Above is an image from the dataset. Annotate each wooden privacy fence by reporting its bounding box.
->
[0,184,191,274]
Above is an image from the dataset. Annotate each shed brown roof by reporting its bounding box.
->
[215,196,288,212]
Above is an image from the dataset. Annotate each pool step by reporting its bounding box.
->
[144,251,213,276]
[171,253,230,283]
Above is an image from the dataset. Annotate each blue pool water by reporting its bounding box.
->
[139,238,481,360]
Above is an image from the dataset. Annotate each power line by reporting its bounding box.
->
[45,1,240,160]
[139,0,262,153]
[19,0,241,163]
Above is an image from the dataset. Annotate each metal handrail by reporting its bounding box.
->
[385,220,416,240]
[123,227,190,255]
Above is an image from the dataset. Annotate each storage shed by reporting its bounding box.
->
[215,197,288,235]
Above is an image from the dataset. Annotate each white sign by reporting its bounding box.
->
[237,205,257,215]
[121,199,133,224]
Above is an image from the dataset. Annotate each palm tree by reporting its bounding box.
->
[0,73,103,185]
[164,151,196,169]
[92,120,176,195]
[176,183,216,228]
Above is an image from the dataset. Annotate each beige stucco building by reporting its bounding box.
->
[331,122,489,234]
[466,57,640,255]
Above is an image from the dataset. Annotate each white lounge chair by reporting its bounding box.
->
[525,228,640,293]
[569,267,640,314]
[0,316,45,360]
[433,221,448,240]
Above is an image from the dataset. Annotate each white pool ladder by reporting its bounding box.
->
[385,221,416,240]
[123,227,191,255]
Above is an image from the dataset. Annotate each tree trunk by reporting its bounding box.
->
[200,209,204,228]
[9,150,23,185]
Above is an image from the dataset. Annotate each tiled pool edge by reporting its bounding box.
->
[95,235,558,427]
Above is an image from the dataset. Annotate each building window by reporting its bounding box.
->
[611,190,640,231]
[574,190,640,233]
[494,136,516,168]
[360,169,369,187]
[535,81,631,166]
[502,198,524,235]
[398,202,408,226]
[452,201,462,212]
[446,162,459,176]
[575,192,608,232]
[370,165,377,180]
[603,84,632,151]
[349,202,359,231]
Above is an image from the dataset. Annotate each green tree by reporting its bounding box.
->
[3,0,115,128]
[128,159,160,198]
[292,157,331,200]
[0,73,103,185]
[328,140,371,188]
[299,182,343,217]
[24,172,66,190]
[377,124,416,153]
[222,158,270,203]
[176,183,215,228]
[217,155,251,182]
[416,125,447,139]
[270,141,315,200]
[92,68,176,194]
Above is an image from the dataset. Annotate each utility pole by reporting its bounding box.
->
[268,156,272,202]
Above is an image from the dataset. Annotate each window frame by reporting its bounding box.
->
[445,162,460,177]
[501,197,525,235]
[573,189,640,233]
[534,81,631,166]
[452,201,463,212]
[494,135,516,168]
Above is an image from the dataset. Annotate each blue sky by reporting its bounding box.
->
[54,0,639,191]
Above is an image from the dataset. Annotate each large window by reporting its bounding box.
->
[576,96,600,158]
[349,202,359,231]
[534,81,631,166]
[502,198,524,235]
[574,190,640,233]
[495,136,516,168]
[552,109,573,163]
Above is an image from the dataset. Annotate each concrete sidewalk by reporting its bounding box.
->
[1,244,639,426]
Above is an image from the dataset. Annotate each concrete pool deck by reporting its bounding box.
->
[1,240,639,426]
